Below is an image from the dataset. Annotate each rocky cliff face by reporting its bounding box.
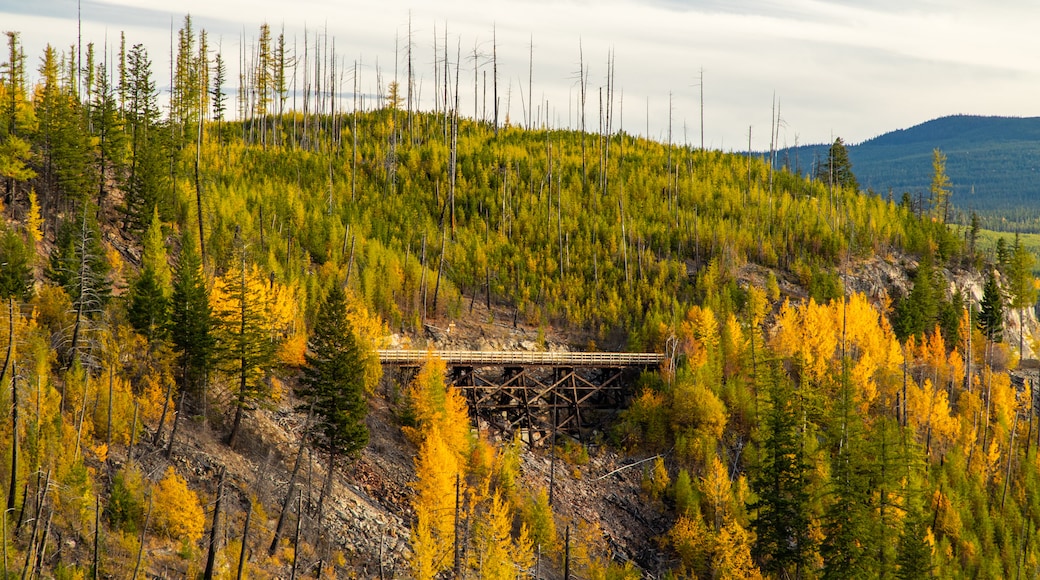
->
[817,254,1038,359]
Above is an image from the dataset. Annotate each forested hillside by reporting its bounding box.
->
[782,115,1040,231]
[0,18,1038,579]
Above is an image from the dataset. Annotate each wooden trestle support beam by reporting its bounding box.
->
[379,350,663,445]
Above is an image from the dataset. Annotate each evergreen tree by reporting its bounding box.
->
[968,212,981,258]
[815,137,858,192]
[896,492,933,579]
[127,211,171,342]
[90,56,124,208]
[172,15,199,142]
[47,205,110,304]
[1,31,34,205]
[0,225,33,300]
[929,148,952,224]
[1007,233,1037,356]
[298,285,369,461]
[169,232,213,403]
[121,42,169,231]
[33,45,93,208]
[751,362,815,578]
[210,51,226,123]
[893,253,940,341]
[821,367,876,579]
[2,32,27,133]
[978,270,1004,343]
[996,237,1010,270]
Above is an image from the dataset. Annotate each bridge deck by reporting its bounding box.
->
[376,349,663,368]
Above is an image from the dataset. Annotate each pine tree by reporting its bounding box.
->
[893,252,941,341]
[211,51,226,126]
[298,285,369,461]
[0,225,33,300]
[90,56,124,209]
[896,497,933,579]
[815,137,858,192]
[1,32,34,205]
[996,237,1010,270]
[751,362,815,578]
[821,367,876,579]
[2,32,27,134]
[172,15,200,143]
[122,42,168,231]
[968,212,981,258]
[127,210,171,342]
[34,45,93,208]
[978,270,1004,343]
[47,204,111,366]
[1007,233,1037,356]
[929,148,952,225]
[169,232,213,403]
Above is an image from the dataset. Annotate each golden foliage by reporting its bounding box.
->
[151,466,205,543]
[344,291,387,393]
[700,456,732,530]
[712,519,763,580]
[471,491,534,579]
[667,513,712,575]
[27,188,43,247]
[277,332,307,367]
[410,424,459,576]
[91,368,136,447]
[906,378,958,457]
[521,487,557,553]
[211,261,301,357]
[671,375,727,442]
[403,355,472,462]
[680,306,719,369]
[408,504,438,580]
[642,456,671,502]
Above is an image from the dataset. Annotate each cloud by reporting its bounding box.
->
[4,0,1040,149]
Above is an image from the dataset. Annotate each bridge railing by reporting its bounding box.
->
[376,349,664,368]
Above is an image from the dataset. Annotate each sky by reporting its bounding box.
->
[3,0,1040,150]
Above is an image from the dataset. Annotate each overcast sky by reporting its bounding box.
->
[3,0,1040,150]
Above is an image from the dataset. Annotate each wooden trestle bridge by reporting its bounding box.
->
[378,350,664,445]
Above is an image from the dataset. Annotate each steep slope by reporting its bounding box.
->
[4,20,1040,579]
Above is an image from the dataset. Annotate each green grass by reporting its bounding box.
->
[952,226,1040,275]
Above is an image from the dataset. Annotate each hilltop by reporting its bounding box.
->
[781,115,1040,229]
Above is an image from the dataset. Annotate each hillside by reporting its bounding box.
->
[781,115,1040,229]
[2,19,1040,580]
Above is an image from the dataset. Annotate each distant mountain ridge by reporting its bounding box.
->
[782,115,1040,227]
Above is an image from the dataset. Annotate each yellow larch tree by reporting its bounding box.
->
[410,424,460,576]
[721,313,746,381]
[408,503,438,580]
[666,512,712,576]
[403,354,472,463]
[470,490,534,579]
[343,289,386,393]
[679,305,719,370]
[151,466,205,543]
[712,519,763,580]
[700,455,732,531]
